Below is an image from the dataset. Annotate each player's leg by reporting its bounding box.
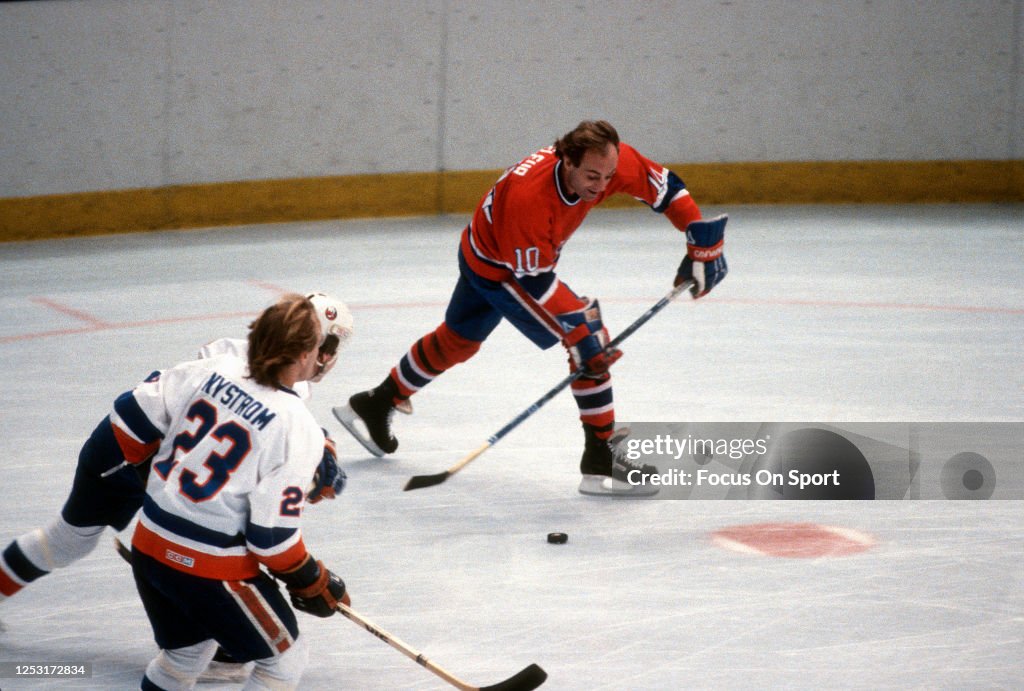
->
[574,371,616,469]
[338,262,499,456]
[0,518,104,601]
[214,575,309,691]
[245,635,309,691]
[141,640,219,691]
[197,646,254,684]
[132,550,219,689]
[562,342,659,495]
[0,419,146,601]
[133,550,308,690]
[497,278,660,494]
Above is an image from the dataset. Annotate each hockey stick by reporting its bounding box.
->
[336,603,546,691]
[114,538,545,689]
[404,280,695,491]
[114,535,133,564]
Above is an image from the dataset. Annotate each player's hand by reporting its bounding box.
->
[676,214,728,298]
[568,336,622,376]
[559,298,621,377]
[308,434,346,503]
[275,555,350,618]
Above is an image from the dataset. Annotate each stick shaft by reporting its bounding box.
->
[338,604,469,687]
[487,281,691,448]
[420,281,692,483]
[449,442,493,474]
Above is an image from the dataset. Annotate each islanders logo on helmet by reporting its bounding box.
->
[306,292,353,384]
[307,292,354,353]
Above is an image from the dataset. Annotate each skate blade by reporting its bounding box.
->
[332,405,386,458]
[578,474,660,497]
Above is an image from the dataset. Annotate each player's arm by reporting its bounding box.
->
[619,144,728,298]
[248,497,349,617]
[248,425,349,617]
[675,214,729,298]
[196,337,243,360]
[107,370,172,465]
[273,553,349,616]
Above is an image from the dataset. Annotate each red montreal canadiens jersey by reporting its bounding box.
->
[460,143,700,283]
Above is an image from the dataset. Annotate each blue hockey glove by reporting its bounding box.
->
[559,298,621,377]
[675,214,728,298]
[308,433,346,504]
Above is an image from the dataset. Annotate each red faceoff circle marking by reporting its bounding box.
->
[711,522,876,558]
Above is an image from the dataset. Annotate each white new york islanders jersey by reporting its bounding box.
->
[197,337,312,401]
[117,352,324,580]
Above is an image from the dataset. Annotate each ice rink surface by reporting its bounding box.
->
[1,204,1022,689]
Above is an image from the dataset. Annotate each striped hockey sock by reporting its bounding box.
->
[572,374,615,439]
[0,539,48,599]
[391,323,482,401]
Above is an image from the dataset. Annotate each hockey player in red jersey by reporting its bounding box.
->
[336,120,728,495]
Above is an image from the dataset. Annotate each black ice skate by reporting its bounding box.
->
[332,377,405,457]
[578,427,660,497]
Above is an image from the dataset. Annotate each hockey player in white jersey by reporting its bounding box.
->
[128,293,347,690]
[0,293,352,689]
[190,292,353,682]
[0,293,350,604]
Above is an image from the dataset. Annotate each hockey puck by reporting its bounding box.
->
[546,532,568,544]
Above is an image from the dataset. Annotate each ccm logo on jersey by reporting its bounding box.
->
[166,549,196,569]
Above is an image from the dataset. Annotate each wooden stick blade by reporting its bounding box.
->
[404,470,452,491]
[478,663,547,691]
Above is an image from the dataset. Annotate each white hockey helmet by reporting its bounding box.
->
[307,292,353,382]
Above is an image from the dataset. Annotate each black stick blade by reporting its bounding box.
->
[479,663,547,691]
[113,537,133,565]
[403,471,451,491]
